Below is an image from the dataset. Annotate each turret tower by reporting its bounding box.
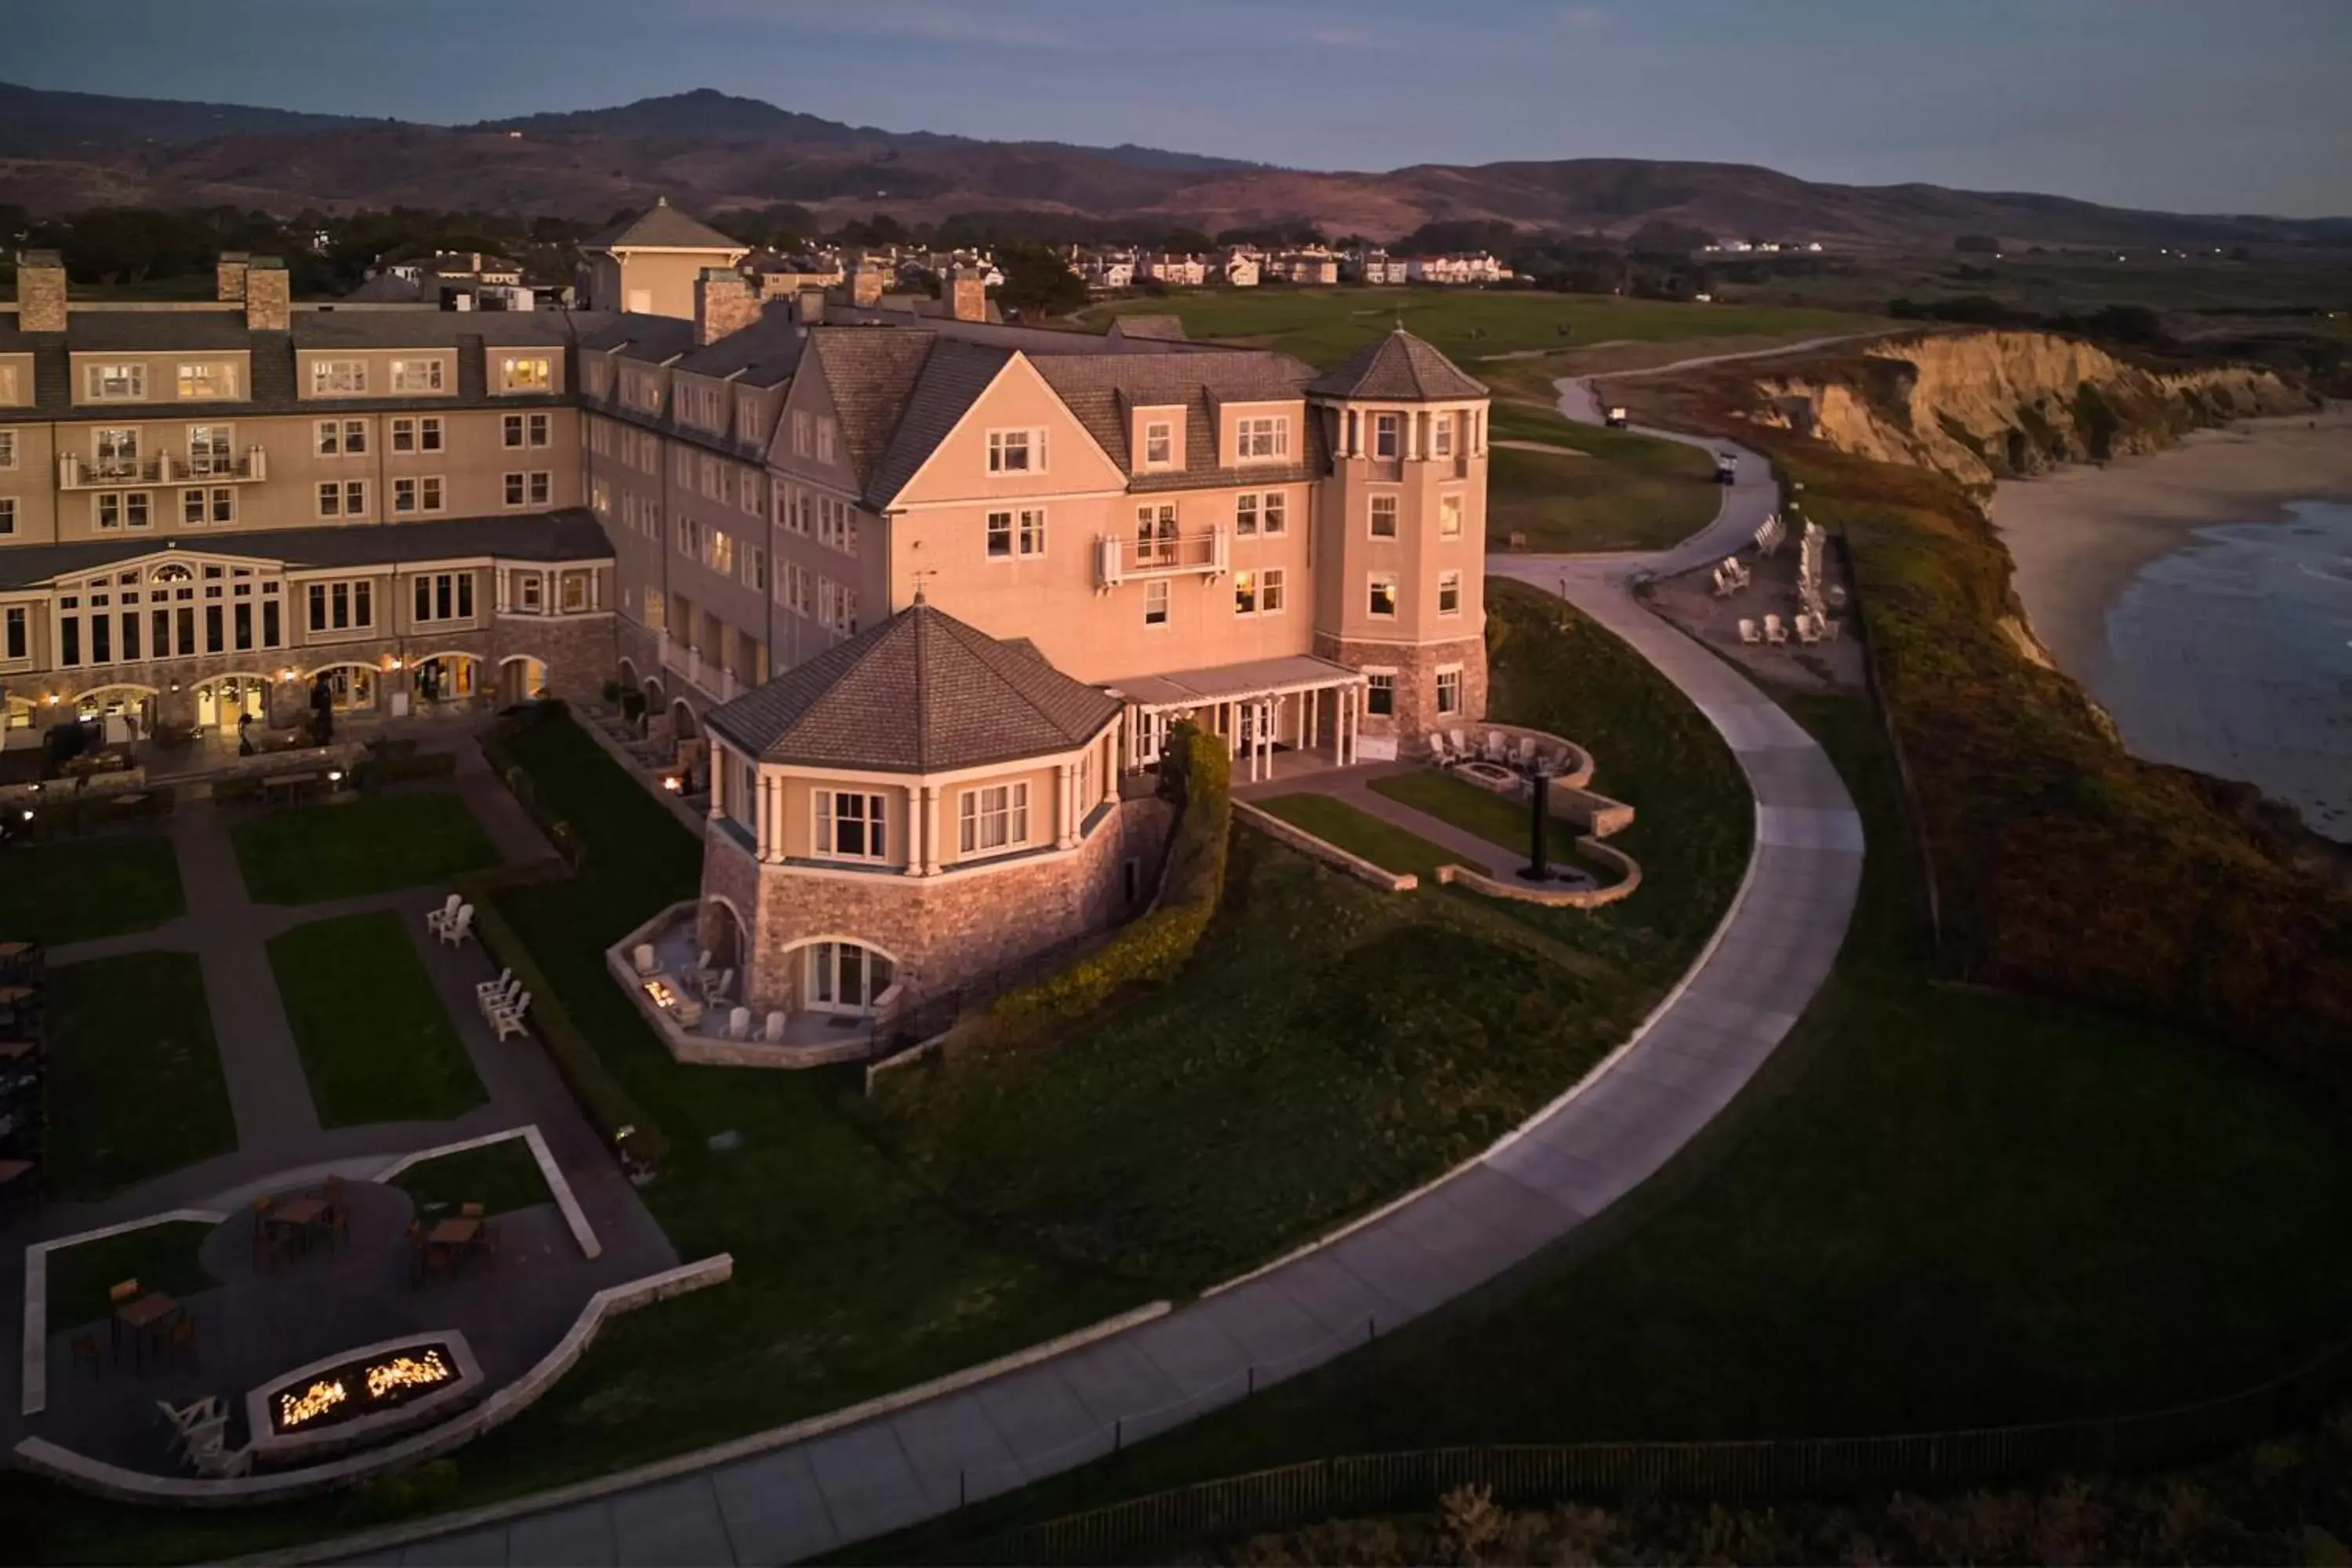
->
[1306,328,1491,753]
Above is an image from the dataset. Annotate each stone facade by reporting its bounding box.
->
[16,255,66,332]
[699,800,1156,1012]
[1315,630,1488,754]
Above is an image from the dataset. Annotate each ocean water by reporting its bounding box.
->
[2102,499,2352,842]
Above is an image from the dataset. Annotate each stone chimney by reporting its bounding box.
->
[694,267,757,347]
[795,286,826,326]
[847,258,884,309]
[244,256,291,332]
[216,251,250,303]
[948,263,987,324]
[15,249,67,333]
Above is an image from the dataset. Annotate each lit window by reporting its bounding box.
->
[1233,570,1257,615]
[502,356,553,392]
[390,359,445,394]
[1367,574,1398,617]
[176,362,236,400]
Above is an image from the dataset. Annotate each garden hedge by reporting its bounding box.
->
[988,718,1231,1039]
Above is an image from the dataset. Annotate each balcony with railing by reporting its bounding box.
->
[659,633,741,703]
[59,447,268,489]
[1094,527,1228,589]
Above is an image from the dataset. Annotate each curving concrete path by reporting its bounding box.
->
[321,363,1863,1568]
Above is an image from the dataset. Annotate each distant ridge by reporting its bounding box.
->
[0,80,2339,249]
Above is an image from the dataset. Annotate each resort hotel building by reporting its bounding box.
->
[1,203,1494,1025]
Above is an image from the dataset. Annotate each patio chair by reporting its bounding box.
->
[1710,564,1733,598]
[109,1279,140,1306]
[632,944,657,976]
[727,1006,751,1040]
[435,904,475,948]
[1796,613,1822,645]
[1483,731,1508,763]
[428,893,460,931]
[172,1413,228,1465]
[1764,614,1788,645]
[710,967,735,1004]
[1425,732,1451,766]
[764,1011,788,1043]
[491,993,532,1042]
[1515,737,1538,768]
[191,1439,253,1479]
[1447,728,1468,757]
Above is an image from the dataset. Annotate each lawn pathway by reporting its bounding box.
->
[323,369,1862,1566]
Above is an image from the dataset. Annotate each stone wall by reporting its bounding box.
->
[706,802,1154,1011]
[1314,630,1489,753]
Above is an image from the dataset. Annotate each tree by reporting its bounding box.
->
[995,242,1087,318]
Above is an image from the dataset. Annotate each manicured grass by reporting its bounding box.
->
[1253,793,1459,880]
[1094,289,1865,370]
[267,910,485,1126]
[391,1137,548,1218]
[1485,402,1723,554]
[230,793,499,904]
[875,686,2352,1558]
[1369,769,1530,855]
[0,836,183,944]
[43,953,236,1200]
[46,1221,219,1331]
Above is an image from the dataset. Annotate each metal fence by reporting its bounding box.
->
[952,1328,2352,1565]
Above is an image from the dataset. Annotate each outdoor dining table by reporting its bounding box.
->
[426,1217,481,1248]
[264,1196,332,1254]
[112,1292,180,1363]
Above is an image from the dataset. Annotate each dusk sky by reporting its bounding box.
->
[11,0,2350,217]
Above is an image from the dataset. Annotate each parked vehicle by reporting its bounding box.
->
[1605,405,1630,427]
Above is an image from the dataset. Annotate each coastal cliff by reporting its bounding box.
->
[1609,331,2352,1090]
[1744,330,2314,489]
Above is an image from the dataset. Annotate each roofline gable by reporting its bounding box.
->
[881,350,1124,510]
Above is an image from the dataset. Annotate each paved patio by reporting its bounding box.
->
[2,719,681,1475]
[335,375,1862,1566]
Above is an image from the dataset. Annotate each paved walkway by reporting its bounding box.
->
[332,373,1863,1566]
[2,725,679,1443]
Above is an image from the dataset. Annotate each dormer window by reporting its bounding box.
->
[1143,420,1173,466]
[86,364,147,401]
[1236,415,1289,461]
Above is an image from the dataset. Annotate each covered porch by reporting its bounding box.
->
[1108,655,1372,786]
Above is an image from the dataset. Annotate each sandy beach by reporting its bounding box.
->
[1991,407,2352,838]
[1991,408,2352,688]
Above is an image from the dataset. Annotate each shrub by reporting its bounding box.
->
[988,720,1231,1038]
[350,750,456,793]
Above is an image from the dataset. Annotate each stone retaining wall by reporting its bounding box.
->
[1232,803,1417,893]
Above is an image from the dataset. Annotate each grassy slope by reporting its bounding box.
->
[0,836,184,944]
[230,793,499,904]
[868,686,2352,1559]
[267,910,486,1125]
[43,953,235,1200]
[866,583,1750,1297]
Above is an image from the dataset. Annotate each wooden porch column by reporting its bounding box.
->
[920,784,943,877]
[1056,762,1078,848]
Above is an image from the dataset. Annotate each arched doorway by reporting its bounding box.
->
[309,663,380,713]
[72,684,158,743]
[497,655,547,707]
[414,652,482,707]
[3,694,39,749]
[194,674,270,731]
[617,658,640,692]
[670,699,698,742]
[799,939,898,1015]
[699,897,744,971]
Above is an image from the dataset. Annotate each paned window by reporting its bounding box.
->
[959,782,1029,855]
[817,790,887,859]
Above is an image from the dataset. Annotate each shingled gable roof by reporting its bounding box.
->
[704,602,1119,774]
[1030,350,1321,485]
[1305,327,1488,401]
[583,198,745,253]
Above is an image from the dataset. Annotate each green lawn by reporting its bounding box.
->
[1488,435,1722,554]
[230,793,499,904]
[43,953,236,1200]
[1094,289,1865,370]
[1253,793,1462,880]
[871,686,2352,1559]
[391,1137,548,1218]
[1369,769,1530,855]
[46,1221,219,1332]
[267,910,486,1126]
[0,836,183,944]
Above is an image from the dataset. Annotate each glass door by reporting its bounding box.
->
[805,942,897,1014]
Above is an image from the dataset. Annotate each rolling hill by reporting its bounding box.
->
[0,82,2343,252]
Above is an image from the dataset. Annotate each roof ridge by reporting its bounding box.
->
[931,611,1091,743]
